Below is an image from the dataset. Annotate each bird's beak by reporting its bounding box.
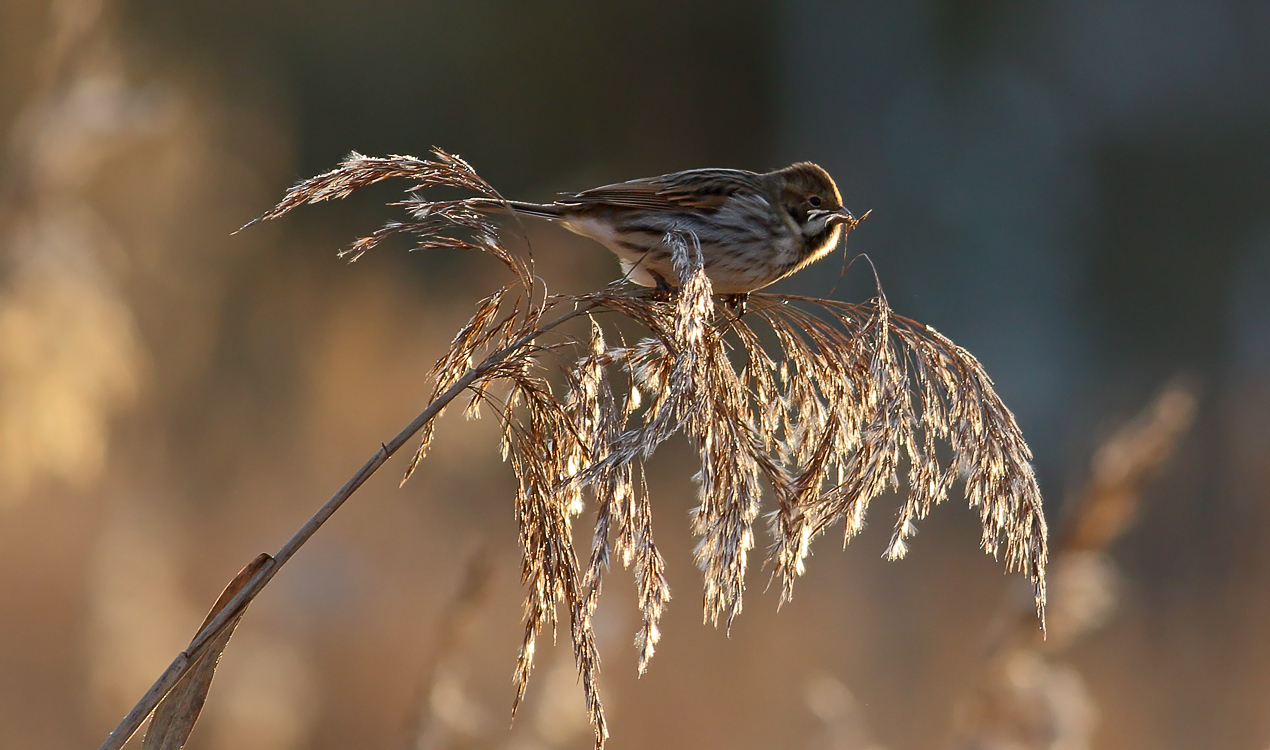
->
[822,208,853,228]
[828,207,865,228]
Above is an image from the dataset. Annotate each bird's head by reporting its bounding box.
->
[777,162,857,239]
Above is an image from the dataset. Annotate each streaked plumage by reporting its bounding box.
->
[471,162,860,295]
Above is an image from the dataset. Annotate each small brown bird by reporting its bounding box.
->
[470,163,862,297]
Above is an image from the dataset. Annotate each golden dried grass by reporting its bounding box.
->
[103,148,1049,750]
[254,149,1048,748]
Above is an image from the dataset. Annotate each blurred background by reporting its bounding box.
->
[1,1,1268,749]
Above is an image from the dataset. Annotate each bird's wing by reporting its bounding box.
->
[558,168,760,212]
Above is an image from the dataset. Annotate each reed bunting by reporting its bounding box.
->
[470,162,863,298]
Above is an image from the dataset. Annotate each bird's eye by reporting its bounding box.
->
[808,196,822,207]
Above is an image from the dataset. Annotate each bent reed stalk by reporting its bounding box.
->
[97,300,595,750]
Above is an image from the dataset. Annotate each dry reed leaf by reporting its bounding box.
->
[249,150,1051,749]
[142,554,271,750]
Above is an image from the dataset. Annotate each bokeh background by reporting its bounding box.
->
[2,1,1269,749]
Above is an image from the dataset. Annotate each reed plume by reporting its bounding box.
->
[107,148,1048,750]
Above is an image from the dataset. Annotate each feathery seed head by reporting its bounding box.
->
[251,148,1049,750]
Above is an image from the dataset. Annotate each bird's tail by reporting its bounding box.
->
[467,197,564,220]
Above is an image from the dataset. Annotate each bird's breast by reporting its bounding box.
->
[796,224,844,269]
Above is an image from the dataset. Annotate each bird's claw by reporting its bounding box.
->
[720,293,749,316]
[650,271,678,301]
[647,273,747,316]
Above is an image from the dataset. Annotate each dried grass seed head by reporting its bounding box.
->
[249,148,1051,749]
